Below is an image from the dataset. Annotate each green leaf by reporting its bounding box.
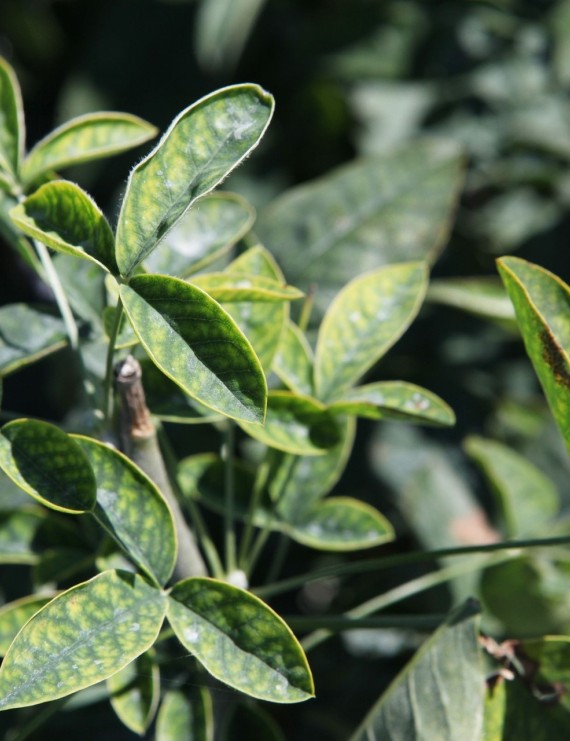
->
[191,273,304,302]
[21,112,157,187]
[102,306,138,349]
[428,277,516,328]
[464,436,559,537]
[0,570,166,710]
[167,577,314,703]
[0,509,45,564]
[120,274,267,424]
[144,191,255,277]
[238,391,342,455]
[270,417,356,522]
[329,381,455,426]
[521,637,570,712]
[258,139,463,318]
[315,262,428,400]
[0,420,96,514]
[156,688,213,741]
[0,57,24,175]
[10,181,118,273]
[54,254,106,328]
[289,497,394,551]
[350,601,484,741]
[497,257,570,454]
[221,702,286,741]
[74,435,176,587]
[115,85,274,277]
[0,304,67,376]
[0,594,53,655]
[272,320,314,396]
[108,650,159,735]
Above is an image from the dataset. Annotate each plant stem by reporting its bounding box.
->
[298,283,316,332]
[237,459,270,568]
[286,613,447,633]
[104,301,124,424]
[223,421,237,574]
[254,534,570,599]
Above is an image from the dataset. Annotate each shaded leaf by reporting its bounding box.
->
[156,688,213,741]
[167,577,314,703]
[0,56,24,175]
[120,274,267,424]
[0,570,166,710]
[329,381,455,426]
[498,257,570,453]
[315,262,428,400]
[0,509,44,565]
[115,85,274,277]
[258,139,463,318]
[350,601,484,741]
[10,180,117,273]
[289,497,394,551]
[22,112,157,186]
[74,435,176,587]
[0,420,96,514]
[108,650,159,735]
[464,436,559,537]
[428,277,516,328]
[144,192,254,277]
[221,702,285,741]
[238,391,342,455]
[0,594,53,656]
[272,320,314,396]
[0,304,66,376]
[522,637,570,711]
[54,254,106,328]
[190,273,303,302]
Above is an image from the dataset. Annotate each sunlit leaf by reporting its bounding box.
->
[0,594,54,656]
[156,687,213,741]
[0,304,67,376]
[108,650,160,735]
[167,577,314,703]
[272,320,314,396]
[315,262,428,400]
[0,57,24,175]
[120,274,267,424]
[21,112,157,186]
[0,570,166,710]
[190,273,303,302]
[115,85,274,277]
[0,420,96,514]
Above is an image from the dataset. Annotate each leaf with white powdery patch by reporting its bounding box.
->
[120,274,267,424]
[115,85,274,277]
[0,570,166,710]
[167,577,314,703]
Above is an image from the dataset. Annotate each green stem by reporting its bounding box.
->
[104,301,124,424]
[238,460,270,568]
[286,613,447,633]
[264,532,289,585]
[223,421,237,574]
[254,534,570,599]
[34,240,79,350]
[298,283,316,332]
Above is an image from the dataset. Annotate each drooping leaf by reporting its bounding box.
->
[10,180,117,273]
[350,601,484,741]
[315,262,428,400]
[21,112,157,187]
[74,435,176,587]
[0,570,166,710]
[0,57,24,176]
[167,577,314,703]
[497,257,570,454]
[238,391,342,455]
[0,594,53,656]
[464,436,559,537]
[108,650,160,735]
[272,320,314,396]
[120,274,267,423]
[428,277,516,328]
[190,273,303,303]
[0,304,67,376]
[288,497,394,551]
[144,191,255,277]
[115,85,274,277]
[258,139,463,318]
[0,420,96,514]
[329,381,455,426]
[156,687,213,741]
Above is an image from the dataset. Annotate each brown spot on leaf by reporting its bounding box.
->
[540,330,570,388]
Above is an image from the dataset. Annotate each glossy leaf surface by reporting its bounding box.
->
[75,436,176,587]
[167,577,314,703]
[144,191,254,277]
[0,57,24,175]
[498,257,570,453]
[0,304,66,375]
[0,570,166,710]
[258,139,463,317]
[108,651,159,735]
[0,594,53,655]
[10,180,117,273]
[289,497,394,551]
[238,391,342,455]
[315,262,428,400]
[272,320,314,396]
[464,436,558,537]
[120,274,267,424]
[191,273,303,302]
[0,420,96,513]
[115,85,274,277]
[329,381,455,426]
[22,112,157,186]
[350,601,484,741]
